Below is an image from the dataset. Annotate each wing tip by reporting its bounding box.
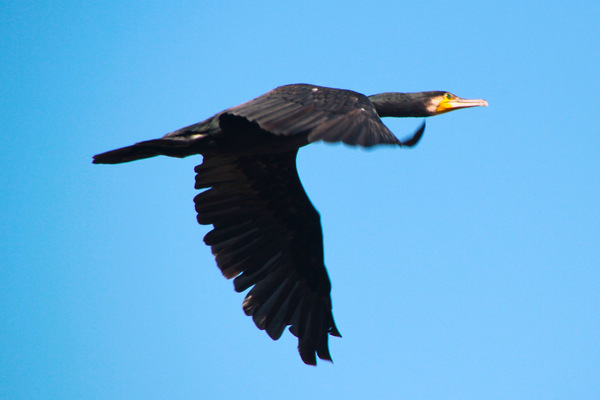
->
[398,121,426,148]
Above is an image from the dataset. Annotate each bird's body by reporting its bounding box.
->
[94,84,487,365]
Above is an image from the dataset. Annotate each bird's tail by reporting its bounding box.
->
[93,137,203,164]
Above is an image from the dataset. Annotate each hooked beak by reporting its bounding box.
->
[436,96,488,114]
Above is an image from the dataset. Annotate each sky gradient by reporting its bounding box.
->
[2,1,599,399]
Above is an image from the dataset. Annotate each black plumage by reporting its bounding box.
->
[93,83,487,365]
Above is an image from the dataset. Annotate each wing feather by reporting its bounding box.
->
[224,84,404,147]
[194,150,340,365]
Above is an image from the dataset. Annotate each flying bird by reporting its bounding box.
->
[93,84,487,365]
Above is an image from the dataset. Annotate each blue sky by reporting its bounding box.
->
[1,1,599,399]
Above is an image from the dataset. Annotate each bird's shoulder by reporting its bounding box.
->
[226,84,377,120]
[262,84,373,113]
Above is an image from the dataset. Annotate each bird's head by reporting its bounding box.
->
[426,92,488,116]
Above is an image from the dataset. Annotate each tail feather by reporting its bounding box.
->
[93,138,199,164]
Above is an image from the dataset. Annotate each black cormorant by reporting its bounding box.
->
[93,84,487,365]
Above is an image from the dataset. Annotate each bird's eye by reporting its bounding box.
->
[445,93,453,99]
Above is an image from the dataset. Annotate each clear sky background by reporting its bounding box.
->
[1,1,599,399]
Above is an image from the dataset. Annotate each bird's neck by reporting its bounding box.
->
[368,92,432,118]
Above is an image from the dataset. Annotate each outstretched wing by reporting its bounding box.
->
[194,150,341,365]
[224,84,404,147]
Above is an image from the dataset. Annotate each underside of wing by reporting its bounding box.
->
[224,84,404,147]
[194,150,341,365]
